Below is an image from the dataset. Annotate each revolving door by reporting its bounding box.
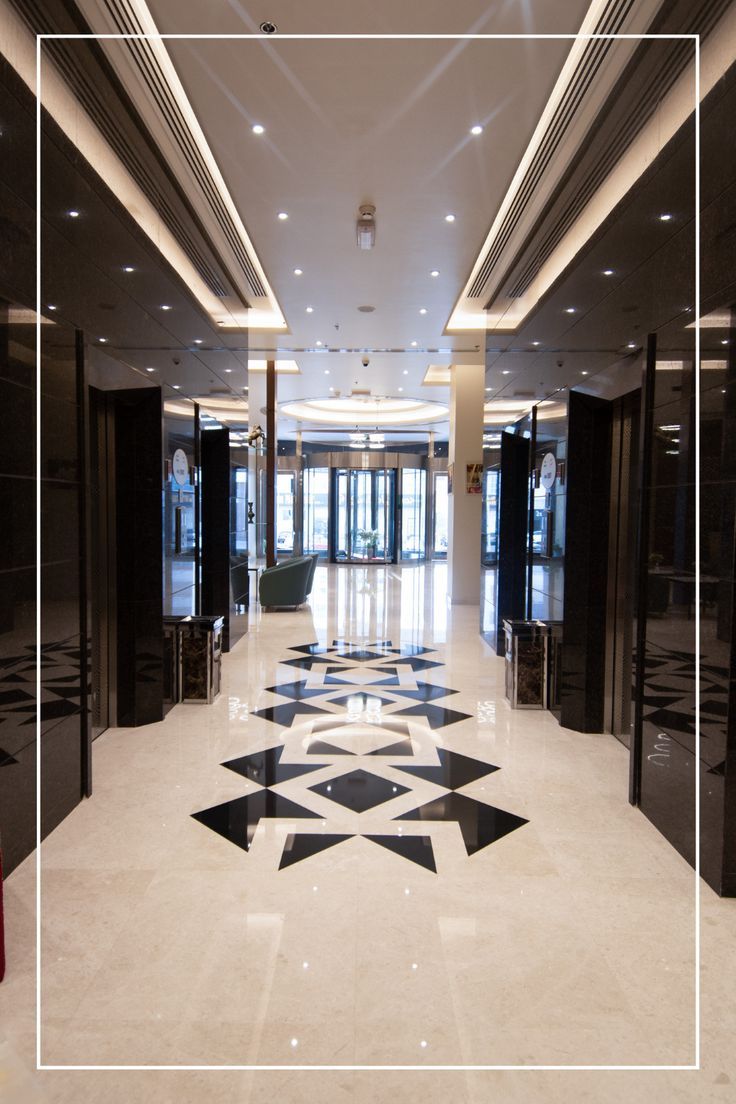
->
[334,468,396,562]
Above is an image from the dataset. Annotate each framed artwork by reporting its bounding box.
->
[466,462,482,494]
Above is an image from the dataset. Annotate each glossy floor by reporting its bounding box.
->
[1,564,734,1103]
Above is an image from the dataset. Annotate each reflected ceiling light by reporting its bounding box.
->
[306,306,314,313]
[293,268,303,276]
[356,204,376,249]
[470,124,483,136]
[445,214,455,223]
[430,270,440,278]
[67,209,80,218]
[277,211,289,220]
[251,123,265,135]
[659,212,672,221]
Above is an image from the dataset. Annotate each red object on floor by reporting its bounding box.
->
[0,849,5,982]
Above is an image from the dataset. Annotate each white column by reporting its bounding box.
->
[447,363,485,605]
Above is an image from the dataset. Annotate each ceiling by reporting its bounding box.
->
[16,0,736,441]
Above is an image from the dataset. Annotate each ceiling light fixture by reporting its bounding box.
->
[419,308,427,315]
[403,370,408,375]
[531,341,540,346]
[356,204,376,250]
[324,369,330,375]
[293,268,303,276]
[47,304,57,311]
[193,339,203,344]
[581,370,589,375]
[627,342,637,349]
[160,304,172,311]
[224,368,232,373]
[430,270,439,278]
[67,209,79,218]
[410,341,418,347]
[306,306,314,313]
[721,339,729,345]
[445,214,455,223]
[277,211,289,220]
[398,387,404,392]
[316,340,323,347]
[659,212,673,221]
[252,124,265,135]
[123,265,135,273]
[145,367,155,372]
[502,369,511,375]
[470,124,483,136]
[98,337,108,343]
[172,384,181,390]
[259,20,277,33]
[565,307,576,314]
[602,269,614,276]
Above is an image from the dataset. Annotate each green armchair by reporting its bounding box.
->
[259,555,318,608]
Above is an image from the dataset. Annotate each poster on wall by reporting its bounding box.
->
[466,462,482,494]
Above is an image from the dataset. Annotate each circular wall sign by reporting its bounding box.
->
[172,448,189,486]
[540,452,557,491]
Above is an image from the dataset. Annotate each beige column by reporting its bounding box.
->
[447,363,485,604]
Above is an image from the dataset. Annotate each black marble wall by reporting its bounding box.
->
[560,392,613,733]
[201,428,248,651]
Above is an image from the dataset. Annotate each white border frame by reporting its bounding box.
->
[35,25,701,1073]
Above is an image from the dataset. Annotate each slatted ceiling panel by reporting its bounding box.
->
[101,0,267,300]
[467,0,635,300]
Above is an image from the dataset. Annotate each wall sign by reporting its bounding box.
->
[540,451,557,491]
[172,448,189,487]
[466,462,483,494]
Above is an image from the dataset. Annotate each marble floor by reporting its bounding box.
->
[1,563,734,1102]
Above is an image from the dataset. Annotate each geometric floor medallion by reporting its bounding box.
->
[192,639,528,871]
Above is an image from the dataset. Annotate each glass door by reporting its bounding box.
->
[482,468,500,565]
[432,471,449,559]
[304,467,330,558]
[276,471,296,555]
[400,468,426,560]
[333,468,395,562]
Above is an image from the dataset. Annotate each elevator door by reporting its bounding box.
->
[334,468,395,562]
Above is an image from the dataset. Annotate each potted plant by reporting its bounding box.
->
[357,528,380,558]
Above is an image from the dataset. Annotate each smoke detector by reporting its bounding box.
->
[356,205,376,250]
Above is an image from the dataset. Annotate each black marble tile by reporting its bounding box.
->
[281,655,336,671]
[395,792,528,855]
[252,702,331,726]
[364,834,436,873]
[395,748,499,789]
[367,738,414,756]
[387,645,434,657]
[332,639,392,649]
[336,649,385,662]
[389,657,445,672]
[279,832,353,869]
[290,643,336,655]
[0,745,19,766]
[392,703,473,729]
[306,740,355,755]
[309,769,411,813]
[327,692,396,709]
[323,671,400,686]
[192,790,322,852]
[222,745,326,785]
[383,682,459,702]
[264,680,330,701]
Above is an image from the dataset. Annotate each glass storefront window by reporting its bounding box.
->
[433,471,449,558]
[400,468,426,560]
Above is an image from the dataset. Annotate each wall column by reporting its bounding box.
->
[447,364,485,604]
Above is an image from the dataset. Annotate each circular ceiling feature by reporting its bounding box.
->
[279,395,448,426]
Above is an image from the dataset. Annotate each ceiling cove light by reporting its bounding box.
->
[470,124,483,136]
[356,204,376,250]
[251,123,265,135]
[277,211,289,221]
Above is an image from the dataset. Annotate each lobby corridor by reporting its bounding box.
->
[3,563,728,1103]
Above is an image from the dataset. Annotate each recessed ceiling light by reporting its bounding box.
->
[47,304,57,311]
[470,124,483,136]
[403,369,408,375]
[306,306,314,313]
[67,209,80,218]
[485,387,492,391]
[602,269,614,276]
[193,339,203,344]
[123,265,135,273]
[419,308,427,315]
[324,369,330,375]
[581,370,589,375]
[627,342,637,349]
[293,268,303,276]
[721,339,729,345]
[252,123,265,135]
[502,369,511,375]
[531,340,540,346]
[329,386,334,392]
[98,337,108,343]
[277,211,289,220]
[398,387,404,392]
[445,214,455,223]
[172,384,181,390]
[316,340,323,347]
[659,212,672,221]
[160,304,172,311]
[565,307,576,314]
[145,367,155,372]
[224,368,232,373]
[430,270,440,278]
[410,341,418,347]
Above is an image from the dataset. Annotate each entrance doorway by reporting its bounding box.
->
[334,468,396,562]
